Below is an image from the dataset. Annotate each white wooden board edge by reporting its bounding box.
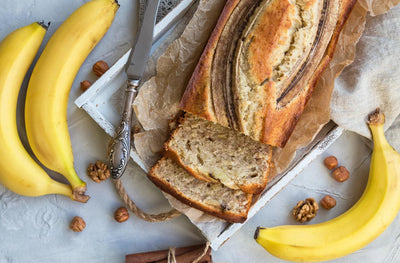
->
[74,0,196,120]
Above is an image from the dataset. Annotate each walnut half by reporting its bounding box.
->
[70,216,86,232]
[292,198,319,223]
[87,161,111,183]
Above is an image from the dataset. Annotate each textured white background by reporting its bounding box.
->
[0,0,399,262]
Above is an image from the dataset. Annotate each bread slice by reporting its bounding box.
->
[148,157,252,223]
[163,113,272,194]
[179,0,357,147]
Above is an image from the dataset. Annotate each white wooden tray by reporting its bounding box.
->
[74,0,343,250]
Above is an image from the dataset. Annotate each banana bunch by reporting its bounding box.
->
[255,109,400,262]
[24,0,118,201]
[0,22,74,199]
[0,0,119,202]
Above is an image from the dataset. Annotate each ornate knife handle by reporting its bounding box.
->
[109,79,140,179]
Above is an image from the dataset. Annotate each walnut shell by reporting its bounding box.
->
[292,198,319,223]
[70,216,86,232]
[87,161,110,183]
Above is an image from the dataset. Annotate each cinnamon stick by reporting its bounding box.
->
[125,244,207,263]
[155,247,212,263]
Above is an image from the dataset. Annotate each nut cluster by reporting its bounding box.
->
[79,60,110,92]
[114,207,129,223]
[324,155,350,182]
[291,156,347,220]
[70,216,86,232]
[87,160,111,183]
[292,198,319,223]
[69,208,130,232]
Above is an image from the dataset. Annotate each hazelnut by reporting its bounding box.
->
[320,195,336,209]
[114,207,129,223]
[324,156,338,170]
[332,166,350,182]
[92,60,109,77]
[70,216,86,232]
[80,80,92,92]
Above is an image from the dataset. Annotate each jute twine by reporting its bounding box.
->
[167,242,211,263]
[112,176,211,262]
[113,178,182,222]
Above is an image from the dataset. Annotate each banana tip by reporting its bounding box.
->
[73,193,90,203]
[37,21,51,30]
[72,186,90,203]
[254,227,262,240]
[368,108,385,126]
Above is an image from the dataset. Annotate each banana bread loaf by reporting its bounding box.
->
[148,157,252,223]
[163,113,272,194]
[179,0,356,147]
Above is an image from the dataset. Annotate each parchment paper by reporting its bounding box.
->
[132,0,400,223]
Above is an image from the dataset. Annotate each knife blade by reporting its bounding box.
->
[109,0,161,180]
[126,0,160,81]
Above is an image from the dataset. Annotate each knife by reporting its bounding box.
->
[109,0,161,179]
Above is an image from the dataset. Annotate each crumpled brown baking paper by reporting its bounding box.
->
[132,0,399,223]
[330,2,400,149]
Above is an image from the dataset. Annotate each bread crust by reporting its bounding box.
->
[180,0,357,148]
[179,0,240,124]
[261,0,357,147]
[148,157,252,223]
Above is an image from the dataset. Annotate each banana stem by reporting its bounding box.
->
[72,187,90,203]
[368,108,390,150]
[36,21,50,30]
[64,165,90,203]
[369,125,391,149]
[64,165,86,188]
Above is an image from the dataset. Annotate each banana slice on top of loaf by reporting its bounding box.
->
[180,0,356,147]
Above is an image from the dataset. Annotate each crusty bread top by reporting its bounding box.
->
[180,0,357,147]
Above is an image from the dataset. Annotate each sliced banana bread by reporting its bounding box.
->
[148,157,252,223]
[163,113,272,194]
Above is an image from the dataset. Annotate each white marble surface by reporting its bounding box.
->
[0,0,399,262]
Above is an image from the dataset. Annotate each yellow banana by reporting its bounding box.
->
[0,22,75,200]
[25,0,119,200]
[255,109,400,262]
